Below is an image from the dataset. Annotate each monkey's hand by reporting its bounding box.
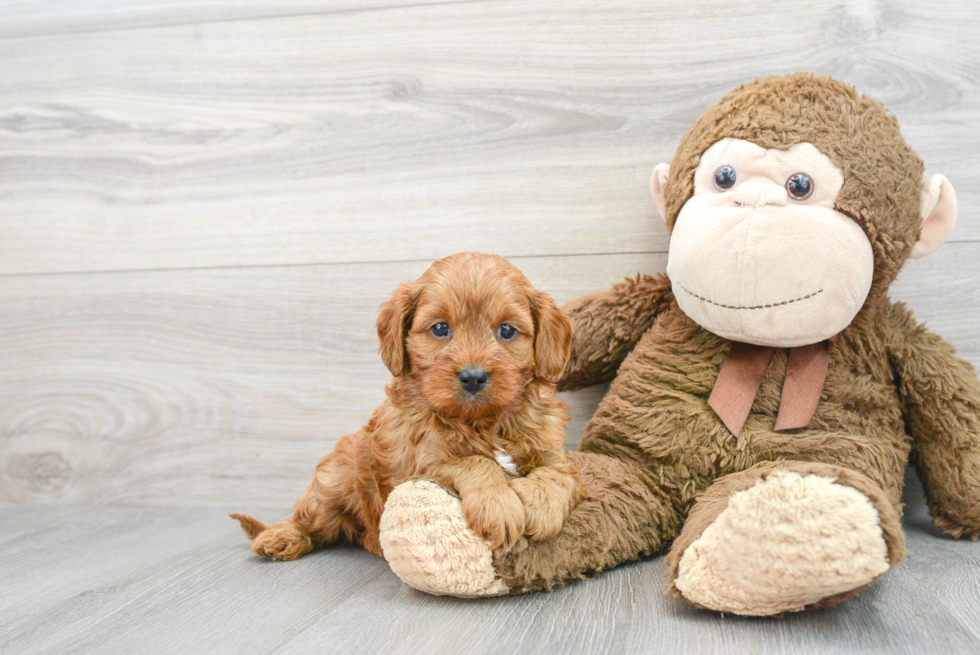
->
[559,273,674,391]
[890,305,980,540]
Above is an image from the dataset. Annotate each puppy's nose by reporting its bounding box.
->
[458,366,489,394]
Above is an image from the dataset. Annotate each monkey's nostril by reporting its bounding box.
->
[457,366,490,395]
[733,181,788,207]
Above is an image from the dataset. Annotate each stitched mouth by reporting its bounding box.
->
[679,285,823,310]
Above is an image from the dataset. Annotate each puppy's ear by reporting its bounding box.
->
[530,289,572,383]
[377,281,420,376]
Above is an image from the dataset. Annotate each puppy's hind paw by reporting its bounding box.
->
[248,520,315,561]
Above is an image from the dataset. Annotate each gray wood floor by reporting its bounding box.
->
[2,1,979,652]
[2,474,978,655]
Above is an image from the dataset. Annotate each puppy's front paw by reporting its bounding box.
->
[461,485,526,551]
[510,471,587,542]
[509,477,564,542]
[250,521,314,561]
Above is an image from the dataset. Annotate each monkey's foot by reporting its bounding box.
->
[379,479,509,597]
[666,465,903,615]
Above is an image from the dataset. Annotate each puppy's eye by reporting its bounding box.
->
[714,165,737,191]
[497,323,517,341]
[786,172,814,200]
[430,322,450,338]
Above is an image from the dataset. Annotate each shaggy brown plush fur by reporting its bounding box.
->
[233,253,585,559]
[487,74,980,603]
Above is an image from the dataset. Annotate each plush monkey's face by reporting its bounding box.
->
[663,138,872,347]
[650,74,957,348]
[652,137,955,348]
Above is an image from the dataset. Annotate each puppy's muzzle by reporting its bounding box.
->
[457,366,490,395]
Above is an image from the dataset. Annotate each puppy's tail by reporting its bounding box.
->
[230,513,268,539]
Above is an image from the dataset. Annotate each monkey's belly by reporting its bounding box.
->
[579,323,911,505]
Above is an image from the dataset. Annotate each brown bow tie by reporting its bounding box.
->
[708,337,837,436]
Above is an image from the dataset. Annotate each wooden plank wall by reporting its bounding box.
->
[2,0,978,509]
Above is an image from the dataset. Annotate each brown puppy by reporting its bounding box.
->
[232,252,585,560]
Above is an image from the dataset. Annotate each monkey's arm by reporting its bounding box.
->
[888,304,980,540]
[559,273,674,391]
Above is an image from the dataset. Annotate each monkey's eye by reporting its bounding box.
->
[714,165,737,191]
[430,322,450,338]
[786,172,814,200]
[497,323,517,341]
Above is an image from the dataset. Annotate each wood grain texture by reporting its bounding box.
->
[0,0,978,275]
[0,0,485,40]
[0,478,977,655]
[0,253,659,508]
[1,246,978,509]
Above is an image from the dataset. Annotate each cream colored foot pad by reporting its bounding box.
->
[380,479,509,597]
[674,471,889,615]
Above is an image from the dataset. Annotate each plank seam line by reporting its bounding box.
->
[3,235,979,278]
[0,250,669,279]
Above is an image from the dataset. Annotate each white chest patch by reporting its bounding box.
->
[494,449,519,477]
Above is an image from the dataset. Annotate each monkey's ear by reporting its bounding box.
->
[650,163,671,223]
[910,174,957,259]
[530,290,572,384]
[377,281,420,376]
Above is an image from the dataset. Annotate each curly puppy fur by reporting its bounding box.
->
[232,252,586,559]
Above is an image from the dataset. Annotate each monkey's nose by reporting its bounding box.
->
[732,181,787,207]
[458,366,490,395]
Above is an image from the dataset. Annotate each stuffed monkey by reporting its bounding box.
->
[377,73,979,615]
